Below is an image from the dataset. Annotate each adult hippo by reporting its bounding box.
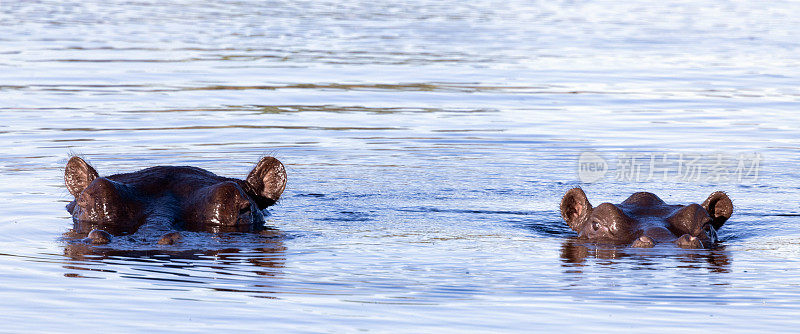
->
[560,188,733,249]
[64,156,287,245]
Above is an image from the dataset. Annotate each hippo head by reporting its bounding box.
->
[65,158,142,235]
[64,156,287,238]
[560,188,733,249]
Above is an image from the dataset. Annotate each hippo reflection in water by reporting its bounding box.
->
[560,188,733,249]
[64,156,287,245]
[559,238,732,273]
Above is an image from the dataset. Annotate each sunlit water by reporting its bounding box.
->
[1,0,800,332]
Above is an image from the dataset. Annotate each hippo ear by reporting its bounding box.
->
[702,191,733,230]
[246,156,287,209]
[65,156,99,197]
[560,188,593,232]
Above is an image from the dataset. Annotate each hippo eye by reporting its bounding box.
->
[591,221,600,231]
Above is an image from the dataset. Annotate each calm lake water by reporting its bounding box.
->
[2,0,800,332]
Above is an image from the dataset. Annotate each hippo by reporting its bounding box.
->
[559,188,733,249]
[64,156,287,245]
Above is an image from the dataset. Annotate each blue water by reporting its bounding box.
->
[1,0,800,332]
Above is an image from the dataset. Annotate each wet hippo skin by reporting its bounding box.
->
[560,188,733,249]
[65,156,287,245]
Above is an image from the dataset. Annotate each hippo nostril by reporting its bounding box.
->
[591,220,600,231]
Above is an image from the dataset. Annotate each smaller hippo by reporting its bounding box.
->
[560,188,733,249]
[65,156,287,245]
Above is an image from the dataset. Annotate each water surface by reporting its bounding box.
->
[1,1,800,332]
